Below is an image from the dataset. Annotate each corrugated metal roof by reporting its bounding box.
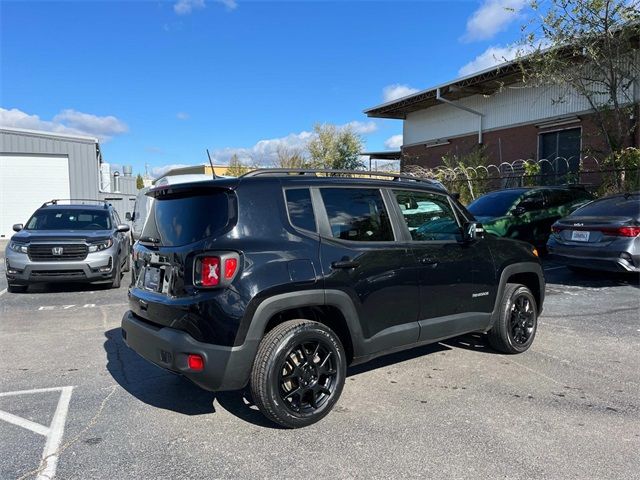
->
[0,126,98,143]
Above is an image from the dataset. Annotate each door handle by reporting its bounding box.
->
[331,260,360,269]
[420,256,438,266]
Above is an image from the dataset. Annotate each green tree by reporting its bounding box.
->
[439,147,490,204]
[136,173,144,189]
[307,123,364,170]
[519,1,639,155]
[226,154,250,176]
[274,145,308,168]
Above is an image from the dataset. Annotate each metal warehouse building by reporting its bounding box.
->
[0,127,137,238]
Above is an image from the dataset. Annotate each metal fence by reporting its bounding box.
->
[402,156,639,203]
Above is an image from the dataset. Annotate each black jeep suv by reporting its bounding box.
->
[122,170,544,428]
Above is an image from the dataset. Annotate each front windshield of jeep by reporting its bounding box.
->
[25,209,112,230]
[467,190,524,218]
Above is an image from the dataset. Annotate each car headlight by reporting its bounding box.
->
[8,241,28,254]
[88,238,113,252]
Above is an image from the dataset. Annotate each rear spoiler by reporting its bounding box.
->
[147,179,238,199]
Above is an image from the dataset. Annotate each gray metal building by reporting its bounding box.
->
[0,127,137,238]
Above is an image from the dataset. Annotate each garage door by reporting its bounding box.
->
[0,155,71,238]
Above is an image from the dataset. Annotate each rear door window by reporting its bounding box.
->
[285,188,317,232]
[545,189,573,208]
[142,191,232,246]
[393,190,461,241]
[319,188,394,241]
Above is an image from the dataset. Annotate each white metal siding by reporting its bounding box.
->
[403,65,637,146]
[0,129,100,199]
[0,155,71,238]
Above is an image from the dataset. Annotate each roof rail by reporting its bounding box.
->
[41,199,110,208]
[241,168,445,188]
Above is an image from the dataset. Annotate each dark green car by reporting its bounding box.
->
[467,187,594,247]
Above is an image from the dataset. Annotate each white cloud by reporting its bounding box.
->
[0,107,128,142]
[204,121,377,166]
[173,0,236,15]
[176,112,190,120]
[462,0,526,42]
[218,0,237,10]
[345,120,377,134]
[174,0,205,15]
[458,44,531,76]
[382,84,420,102]
[384,134,403,149]
[207,130,313,166]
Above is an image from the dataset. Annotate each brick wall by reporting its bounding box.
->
[401,110,638,170]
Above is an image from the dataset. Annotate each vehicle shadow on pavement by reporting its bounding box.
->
[19,282,114,294]
[440,333,498,354]
[544,266,639,290]
[347,342,452,377]
[103,328,280,428]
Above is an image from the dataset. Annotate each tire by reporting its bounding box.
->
[487,283,537,354]
[111,258,122,289]
[7,283,28,293]
[250,319,346,429]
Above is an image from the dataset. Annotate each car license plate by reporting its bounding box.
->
[571,230,590,242]
[143,266,162,291]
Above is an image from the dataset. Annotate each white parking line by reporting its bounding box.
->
[0,288,7,297]
[0,386,74,480]
[0,410,50,436]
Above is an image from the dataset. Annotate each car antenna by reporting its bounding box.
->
[206,149,217,179]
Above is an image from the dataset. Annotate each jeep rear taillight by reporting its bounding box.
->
[193,252,240,288]
[224,257,238,279]
[199,257,220,287]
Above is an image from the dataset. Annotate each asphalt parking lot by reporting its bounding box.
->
[1,252,639,480]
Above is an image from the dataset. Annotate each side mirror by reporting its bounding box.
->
[125,212,132,221]
[12,224,23,232]
[116,224,130,233]
[463,222,484,242]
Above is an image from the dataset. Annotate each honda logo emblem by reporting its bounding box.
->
[52,247,64,256]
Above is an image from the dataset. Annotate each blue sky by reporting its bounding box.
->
[1,0,529,176]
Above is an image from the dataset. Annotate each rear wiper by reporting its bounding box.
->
[139,236,160,244]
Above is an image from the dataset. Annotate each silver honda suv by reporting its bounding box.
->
[5,200,130,292]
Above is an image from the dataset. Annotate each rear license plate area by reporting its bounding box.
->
[571,230,590,242]
[143,266,163,292]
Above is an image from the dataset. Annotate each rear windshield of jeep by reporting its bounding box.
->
[141,191,233,246]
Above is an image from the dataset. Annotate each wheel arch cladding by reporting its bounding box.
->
[490,262,545,326]
[263,304,355,364]
[507,272,542,310]
[244,290,362,364]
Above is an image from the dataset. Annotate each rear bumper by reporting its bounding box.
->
[547,253,639,272]
[547,238,639,272]
[121,311,256,391]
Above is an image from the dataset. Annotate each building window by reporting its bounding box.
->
[538,127,581,184]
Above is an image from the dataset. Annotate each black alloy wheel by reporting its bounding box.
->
[509,294,535,345]
[279,340,338,414]
[487,283,538,354]
[251,320,346,428]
